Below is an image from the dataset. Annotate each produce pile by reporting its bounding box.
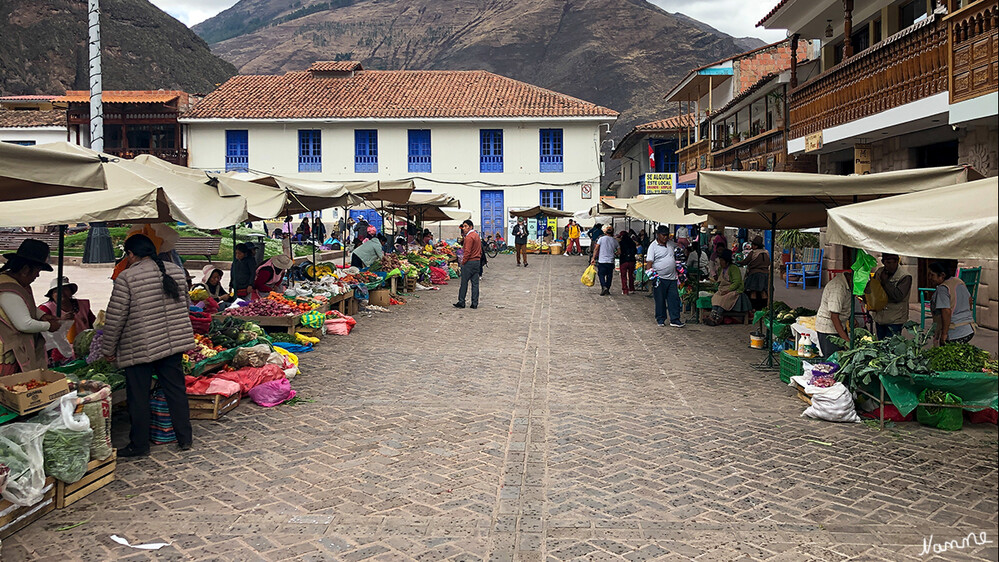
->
[207,317,265,349]
[763,301,817,324]
[63,360,126,391]
[925,342,993,373]
[809,363,839,388]
[223,297,297,317]
[265,292,319,313]
[3,379,49,392]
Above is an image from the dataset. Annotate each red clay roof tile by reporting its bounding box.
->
[55,90,186,104]
[184,68,619,120]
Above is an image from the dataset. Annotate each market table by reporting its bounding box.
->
[858,371,999,430]
[213,313,303,334]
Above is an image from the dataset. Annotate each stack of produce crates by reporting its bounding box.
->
[779,349,804,384]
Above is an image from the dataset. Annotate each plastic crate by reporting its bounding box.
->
[779,350,804,384]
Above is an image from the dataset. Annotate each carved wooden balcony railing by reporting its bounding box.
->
[675,138,712,176]
[789,12,948,139]
[711,128,786,171]
[105,147,188,166]
[947,0,998,103]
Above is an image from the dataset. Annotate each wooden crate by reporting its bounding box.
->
[56,450,116,509]
[294,326,322,338]
[0,477,56,540]
[404,277,417,293]
[188,392,240,420]
[791,381,813,406]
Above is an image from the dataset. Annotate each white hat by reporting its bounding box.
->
[270,254,295,270]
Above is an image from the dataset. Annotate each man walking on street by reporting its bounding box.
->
[591,224,619,296]
[645,225,684,328]
[512,217,529,267]
[454,219,481,309]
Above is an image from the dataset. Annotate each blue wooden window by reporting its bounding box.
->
[298,130,321,172]
[408,130,431,173]
[539,129,563,172]
[480,129,503,173]
[2,140,35,146]
[540,189,563,210]
[354,130,378,173]
[225,130,248,172]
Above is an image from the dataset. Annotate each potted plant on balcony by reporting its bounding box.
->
[768,90,786,129]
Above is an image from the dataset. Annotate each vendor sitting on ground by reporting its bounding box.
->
[252,254,294,299]
[38,276,94,363]
[197,265,230,301]
[928,261,975,346]
[351,226,384,269]
[815,269,853,357]
[704,249,752,326]
[739,236,771,312]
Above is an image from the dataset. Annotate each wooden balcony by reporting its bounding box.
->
[106,147,188,166]
[676,138,712,176]
[947,0,998,104]
[711,128,786,171]
[789,12,948,139]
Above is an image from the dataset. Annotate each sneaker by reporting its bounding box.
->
[453,303,465,309]
[657,322,666,327]
[600,288,610,296]
[669,320,686,328]
[524,263,529,267]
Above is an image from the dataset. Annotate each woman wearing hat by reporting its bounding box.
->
[196,265,229,302]
[252,253,295,299]
[0,239,62,375]
[38,276,95,363]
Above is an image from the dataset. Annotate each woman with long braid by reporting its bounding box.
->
[102,234,195,457]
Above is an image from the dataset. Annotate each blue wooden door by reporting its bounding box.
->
[350,209,383,233]
[480,190,505,240]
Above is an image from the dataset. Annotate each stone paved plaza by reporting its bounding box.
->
[5,254,998,561]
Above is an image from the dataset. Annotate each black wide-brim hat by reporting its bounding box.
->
[3,238,54,271]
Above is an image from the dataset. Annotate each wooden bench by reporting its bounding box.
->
[0,232,62,252]
[174,237,223,262]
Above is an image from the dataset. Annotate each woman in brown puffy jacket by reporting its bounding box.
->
[102,234,195,457]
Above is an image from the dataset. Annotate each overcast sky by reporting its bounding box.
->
[153,0,786,42]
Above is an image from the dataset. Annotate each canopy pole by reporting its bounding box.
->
[310,210,317,279]
[56,225,66,316]
[343,205,348,267]
[231,224,237,251]
[756,213,779,371]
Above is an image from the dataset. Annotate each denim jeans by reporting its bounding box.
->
[652,278,681,324]
[596,262,614,290]
[457,260,480,306]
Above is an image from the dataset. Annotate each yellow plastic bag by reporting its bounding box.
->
[581,265,596,287]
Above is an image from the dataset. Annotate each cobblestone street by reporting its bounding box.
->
[5,254,998,561]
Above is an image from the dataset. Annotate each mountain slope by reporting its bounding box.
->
[0,0,237,96]
[193,0,754,137]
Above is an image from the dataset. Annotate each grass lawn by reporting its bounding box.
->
[60,225,317,262]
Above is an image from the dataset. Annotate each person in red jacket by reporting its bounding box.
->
[252,254,294,299]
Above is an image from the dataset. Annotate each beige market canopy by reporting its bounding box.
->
[510,206,573,218]
[680,190,827,229]
[0,142,248,229]
[347,179,415,205]
[594,198,641,216]
[626,194,707,225]
[696,166,979,210]
[826,176,998,261]
[230,173,367,211]
[0,141,107,201]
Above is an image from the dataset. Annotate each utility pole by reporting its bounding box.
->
[83,0,115,263]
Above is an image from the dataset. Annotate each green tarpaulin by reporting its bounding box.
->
[879,371,998,416]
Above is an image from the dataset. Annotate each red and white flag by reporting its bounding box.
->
[648,141,655,170]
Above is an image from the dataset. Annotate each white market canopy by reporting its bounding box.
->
[625,194,707,225]
[826,176,998,261]
[0,143,247,228]
[0,141,107,201]
[696,166,979,209]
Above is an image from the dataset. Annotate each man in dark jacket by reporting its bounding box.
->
[512,217,529,267]
[587,223,603,256]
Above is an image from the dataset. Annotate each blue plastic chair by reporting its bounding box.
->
[785,248,824,290]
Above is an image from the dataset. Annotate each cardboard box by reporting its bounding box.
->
[0,369,70,416]
[368,288,391,307]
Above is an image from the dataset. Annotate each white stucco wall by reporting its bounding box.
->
[183,118,609,232]
[0,127,68,145]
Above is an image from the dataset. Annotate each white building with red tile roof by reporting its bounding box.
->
[181,62,618,239]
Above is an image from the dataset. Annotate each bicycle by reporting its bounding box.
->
[484,238,502,258]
